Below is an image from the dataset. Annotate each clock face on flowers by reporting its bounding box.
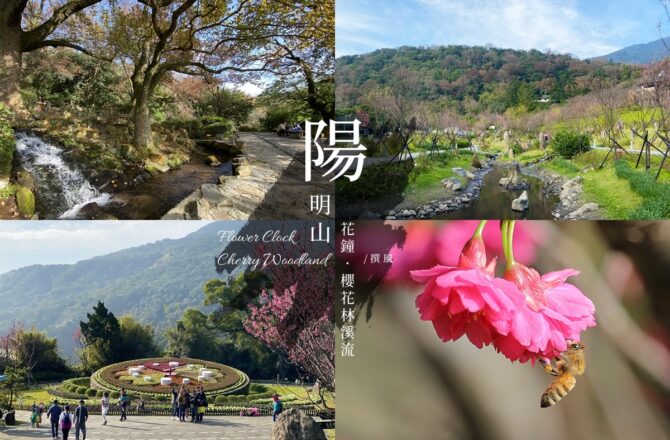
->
[93,357,249,395]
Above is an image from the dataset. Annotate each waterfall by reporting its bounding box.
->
[14,132,112,219]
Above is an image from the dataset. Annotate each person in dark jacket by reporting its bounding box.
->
[74,400,88,440]
[46,400,62,439]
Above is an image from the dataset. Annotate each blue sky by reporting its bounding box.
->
[336,0,667,58]
[0,221,212,274]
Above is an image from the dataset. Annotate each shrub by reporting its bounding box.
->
[76,387,88,396]
[0,104,14,181]
[110,391,120,399]
[85,389,97,398]
[96,390,104,398]
[214,395,228,405]
[552,130,591,158]
[249,384,268,394]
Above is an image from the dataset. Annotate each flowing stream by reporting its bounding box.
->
[437,164,558,220]
[14,132,112,219]
[14,132,235,219]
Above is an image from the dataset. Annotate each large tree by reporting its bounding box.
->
[0,0,103,108]
[236,0,335,120]
[118,315,159,360]
[104,0,277,156]
[79,301,121,371]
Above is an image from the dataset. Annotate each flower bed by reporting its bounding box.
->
[91,357,249,397]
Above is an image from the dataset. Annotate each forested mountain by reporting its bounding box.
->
[336,45,640,114]
[593,38,670,65]
[0,222,239,359]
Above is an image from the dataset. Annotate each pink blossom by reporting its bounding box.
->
[412,235,596,364]
[492,263,596,363]
[411,236,517,348]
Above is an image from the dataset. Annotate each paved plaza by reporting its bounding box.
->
[0,411,273,439]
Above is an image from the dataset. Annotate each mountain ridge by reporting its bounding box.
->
[593,38,670,65]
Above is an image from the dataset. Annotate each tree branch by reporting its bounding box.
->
[21,0,103,51]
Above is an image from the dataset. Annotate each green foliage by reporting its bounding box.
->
[582,168,642,219]
[336,162,413,203]
[551,130,591,158]
[541,157,580,178]
[110,391,120,399]
[22,51,122,110]
[85,388,97,397]
[615,161,670,219]
[257,84,315,130]
[118,315,159,360]
[76,386,88,395]
[80,302,122,371]
[12,328,72,381]
[214,395,227,405]
[0,104,14,180]
[196,88,255,126]
[336,45,640,113]
[0,365,27,409]
[249,383,268,394]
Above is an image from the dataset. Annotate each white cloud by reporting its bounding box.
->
[336,0,636,58]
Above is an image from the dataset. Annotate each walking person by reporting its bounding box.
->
[31,402,38,428]
[59,405,73,440]
[118,388,130,421]
[189,389,197,423]
[177,387,186,422]
[198,388,207,422]
[37,402,45,428]
[271,394,283,422]
[171,385,179,421]
[100,392,110,425]
[74,400,88,440]
[46,399,62,439]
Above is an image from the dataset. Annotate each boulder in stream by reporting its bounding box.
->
[452,167,475,180]
[205,155,221,167]
[442,177,462,191]
[511,191,529,211]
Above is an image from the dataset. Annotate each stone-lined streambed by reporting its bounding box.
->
[13,132,235,219]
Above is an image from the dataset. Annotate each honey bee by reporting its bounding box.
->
[539,341,586,408]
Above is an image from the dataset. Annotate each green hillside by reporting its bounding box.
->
[336,45,640,114]
[0,222,236,359]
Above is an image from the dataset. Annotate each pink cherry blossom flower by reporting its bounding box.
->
[411,236,518,348]
[491,263,596,363]
[412,223,596,365]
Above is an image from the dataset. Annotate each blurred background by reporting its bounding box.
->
[337,221,670,440]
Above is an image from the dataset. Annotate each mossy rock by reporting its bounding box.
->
[15,187,35,217]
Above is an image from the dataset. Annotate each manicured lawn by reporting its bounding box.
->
[399,153,475,207]
[498,148,549,164]
[17,388,53,404]
[408,155,472,189]
[265,384,335,409]
[540,157,580,178]
[582,168,642,219]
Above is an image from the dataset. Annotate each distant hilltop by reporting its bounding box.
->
[593,38,670,65]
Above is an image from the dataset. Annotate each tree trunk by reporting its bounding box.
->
[301,62,333,121]
[132,88,154,157]
[0,21,23,109]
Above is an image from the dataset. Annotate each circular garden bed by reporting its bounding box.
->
[91,357,249,398]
